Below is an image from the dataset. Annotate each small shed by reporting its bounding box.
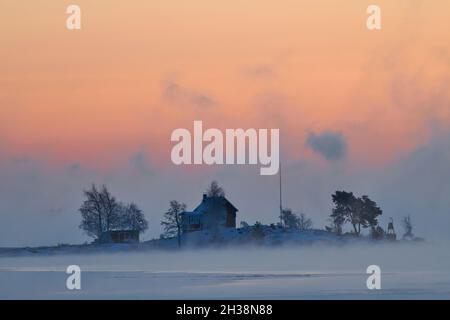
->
[99,230,140,244]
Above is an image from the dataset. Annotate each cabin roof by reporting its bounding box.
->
[194,195,238,213]
[181,195,238,217]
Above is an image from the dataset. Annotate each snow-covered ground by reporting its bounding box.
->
[1,242,449,299]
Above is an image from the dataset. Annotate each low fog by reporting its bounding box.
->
[2,242,449,273]
[1,243,450,299]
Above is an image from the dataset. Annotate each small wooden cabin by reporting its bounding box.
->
[99,230,139,244]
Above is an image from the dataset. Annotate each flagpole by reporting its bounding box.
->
[279,162,283,227]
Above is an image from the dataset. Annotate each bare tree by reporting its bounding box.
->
[280,209,313,230]
[298,213,313,230]
[99,185,120,232]
[401,215,414,239]
[161,200,186,248]
[280,208,298,229]
[206,180,225,197]
[79,184,134,241]
[79,184,108,239]
[119,202,148,234]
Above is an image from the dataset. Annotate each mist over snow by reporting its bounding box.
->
[1,242,449,299]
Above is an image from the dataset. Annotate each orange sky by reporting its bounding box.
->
[1,0,450,170]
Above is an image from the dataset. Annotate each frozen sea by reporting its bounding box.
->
[1,243,449,299]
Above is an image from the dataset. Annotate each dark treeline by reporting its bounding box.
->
[76,182,418,245]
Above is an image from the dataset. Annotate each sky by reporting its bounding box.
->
[1,0,450,246]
